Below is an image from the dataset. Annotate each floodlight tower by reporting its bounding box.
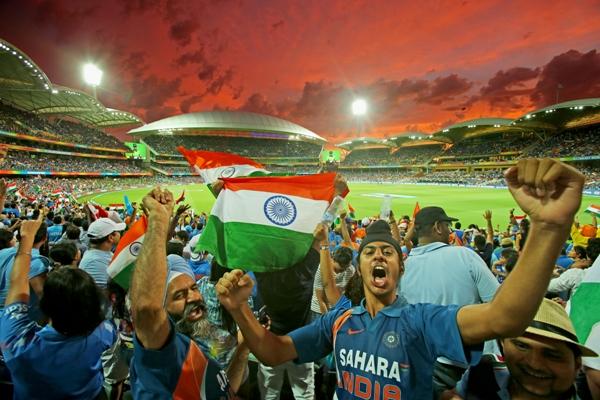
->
[351,98,368,136]
[83,63,103,99]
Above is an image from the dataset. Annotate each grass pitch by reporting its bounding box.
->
[78,182,598,228]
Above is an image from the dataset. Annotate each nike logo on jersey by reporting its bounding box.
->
[347,328,365,335]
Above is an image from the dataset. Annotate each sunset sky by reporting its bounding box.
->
[1,0,599,142]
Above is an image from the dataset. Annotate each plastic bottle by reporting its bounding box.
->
[322,196,344,224]
[380,195,392,220]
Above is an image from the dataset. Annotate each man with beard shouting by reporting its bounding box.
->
[216,158,586,400]
[129,187,248,399]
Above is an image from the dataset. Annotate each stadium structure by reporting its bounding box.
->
[0,37,599,198]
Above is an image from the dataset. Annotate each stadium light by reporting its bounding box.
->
[351,98,367,116]
[83,63,103,98]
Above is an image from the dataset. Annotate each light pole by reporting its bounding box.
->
[83,63,103,99]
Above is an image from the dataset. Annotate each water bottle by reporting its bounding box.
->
[322,196,344,224]
[380,195,392,220]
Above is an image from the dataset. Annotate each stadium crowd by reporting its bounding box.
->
[2,152,145,174]
[524,127,600,158]
[0,157,598,400]
[144,135,322,158]
[0,103,126,150]
[391,145,443,164]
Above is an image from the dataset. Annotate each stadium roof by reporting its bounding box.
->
[432,118,520,143]
[386,131,444,147]
[335,136,393,150]
[513,98,600,131]
[0,39,143,128]
[128,111,326,142]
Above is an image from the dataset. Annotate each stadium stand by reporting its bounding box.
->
[144,135,321,158]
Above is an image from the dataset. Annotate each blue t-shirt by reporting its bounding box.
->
[79,248,113,289]
[0,302,116,400]
[289,297,482,400]
[130,321,233,399]
[556,255,574,270]
[0,246,48,320]
[47,224,64,244]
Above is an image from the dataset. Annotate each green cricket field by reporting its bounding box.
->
[78,182,598,227]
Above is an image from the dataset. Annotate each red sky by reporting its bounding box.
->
[1,0,600,142]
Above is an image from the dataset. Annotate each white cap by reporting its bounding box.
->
[188,234,202,261]
[88,218,126,239]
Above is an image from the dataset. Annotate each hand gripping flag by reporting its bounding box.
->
[197,173,345,272]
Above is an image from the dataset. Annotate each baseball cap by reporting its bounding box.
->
[500,237,514,247]
[525,298,597,357]
[414,206,458,226]
[188,234,202,261]
[87,218,126,239]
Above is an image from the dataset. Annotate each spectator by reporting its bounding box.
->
[454,299,597,399]
[0,215,116,399]
[79,218,125,289]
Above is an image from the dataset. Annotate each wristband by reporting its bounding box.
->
[16,251,31,257]
[320,245,329,251]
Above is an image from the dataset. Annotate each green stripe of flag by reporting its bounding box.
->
[570,282,600,343]
[197,215,313,272]
[111,262,136,289]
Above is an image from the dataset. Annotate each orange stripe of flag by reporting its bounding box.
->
[177,146,264,169]
[112,215,147,257]
[222,173,338,201]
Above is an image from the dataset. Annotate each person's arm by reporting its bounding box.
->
[457,159,585,345]
[5,214,44,305]
[404,221,415,253]
[166,204,190,244]
[130,187,174,350]
[339,212,352,246]
[316,289,328,314]
[29,275,45,299]
[226,331,250,393]
[547,269,578,293]
[586,367,600,400]
[389,210,401,242]
[216,269,298,366]
[315,222,342,307]
[483,210,494,244]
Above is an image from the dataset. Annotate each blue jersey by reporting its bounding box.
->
[0,302,116,400]
[130,321,233,399]
[289,297,481,399]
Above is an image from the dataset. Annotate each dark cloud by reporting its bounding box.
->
[129,75,182,109]
[238,93,277,115]
[145,105,178,122]
[169,19,199,46]
[198,63,218,81]
[32,0,98,41]
[531,49,600,107]
[272,20,285,31]
[120,0,161,16]
[469,66,540,110]
[180,95,204,113]
[204,68,235,96]
[176,49,207,66]
[417,74,473,105]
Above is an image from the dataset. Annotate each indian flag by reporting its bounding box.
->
[569,256,600,355]
[177,146,269,184]
[6,182,17,193]
[107,216,147,289]
[584,204,600,216]
[198,173,342,272]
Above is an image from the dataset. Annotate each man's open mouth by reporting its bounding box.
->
[372,265,388,288]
